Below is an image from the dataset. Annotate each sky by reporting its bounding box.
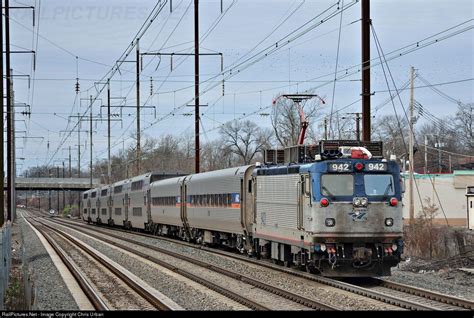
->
[7,0,474,174]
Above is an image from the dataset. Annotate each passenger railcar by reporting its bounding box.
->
[149,176,185,237]
[184,165,254,250]
[96,186,112,224]
[109,178,130,228]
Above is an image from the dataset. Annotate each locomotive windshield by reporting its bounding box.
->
[321,174,353,196]
[364,175,394,196]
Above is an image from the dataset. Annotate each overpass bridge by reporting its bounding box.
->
[4,177,102,191]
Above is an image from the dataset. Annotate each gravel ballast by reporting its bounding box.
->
[17,214,473,310]
[14,211,80,310]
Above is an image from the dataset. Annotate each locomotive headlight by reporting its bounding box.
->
[354,198,361,206]
[360,198,368,206]
[320,244,327,252]
[391,243,398,251]
[385,218,394,227]
[325,218,336,227]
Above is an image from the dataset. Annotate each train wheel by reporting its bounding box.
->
[306,264,316,274]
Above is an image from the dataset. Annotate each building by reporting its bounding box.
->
[402,170,474,227]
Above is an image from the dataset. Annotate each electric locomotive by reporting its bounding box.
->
[254,142,404,276]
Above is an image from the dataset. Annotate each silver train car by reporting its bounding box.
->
[81,189,92,221]
[81,146,404,277]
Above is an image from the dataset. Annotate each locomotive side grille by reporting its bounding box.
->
[256,174,300,229]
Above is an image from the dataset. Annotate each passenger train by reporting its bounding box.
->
[81,143,404,277]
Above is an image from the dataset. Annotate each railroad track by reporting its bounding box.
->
[39,215,338,310]
[23,213,180,311]
[47,214,474,310]
[364,278,474,310]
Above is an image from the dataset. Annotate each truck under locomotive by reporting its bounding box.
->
[81,141,404,277]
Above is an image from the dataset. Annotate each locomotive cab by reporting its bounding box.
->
[302,147,404,276]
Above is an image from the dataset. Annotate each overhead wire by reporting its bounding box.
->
[328,0,344,139]
[371,22,450,226]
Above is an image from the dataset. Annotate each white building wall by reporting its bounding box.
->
[402,172,474,227]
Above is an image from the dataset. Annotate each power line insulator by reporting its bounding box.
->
[75,78,80,94]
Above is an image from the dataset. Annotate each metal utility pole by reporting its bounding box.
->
[136,39,141,176]
[424,135,428,174]
[0,1,4,227]
[437,136,442,173]
[342,112,362,141]
[324,118,328,140]
[62,161,65,209]
[409,66,415,224]
[361,0,371,142]
[107,79,111,184]
[194,0,200,173]
[89,95,93,188]
[355,112,361,141]
[68,146,72,177]
[6,0,16,221]
[77,113,81,178]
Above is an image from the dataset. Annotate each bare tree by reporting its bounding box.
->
[373,114,409,158]
[201,140,234,171]
[219,120,273,165]
[455,103,473,153]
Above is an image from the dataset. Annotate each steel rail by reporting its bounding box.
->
[47,216,338,310]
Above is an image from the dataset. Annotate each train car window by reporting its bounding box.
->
[83,193,88,199]
[115,208,122,215]
[114,185,123,194]
[248,180,252,194]
[91,209,96,215]
[101,208,107,215]
[133,207,142,216]
[304,176,311,197]
[83,209,87,215]
[91,192,97,198]
[321,175,353,196]
[364,175,395,196]
[132,180,143,191]
[101,189,108,197]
